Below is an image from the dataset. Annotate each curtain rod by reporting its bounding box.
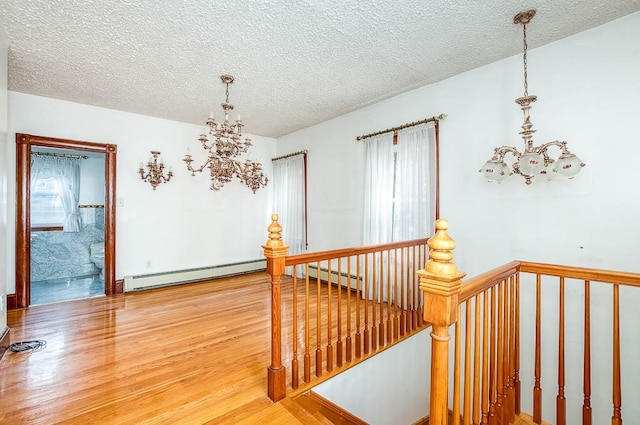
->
[356,113,447,141]
[272,150,308,162]
[33,151,88,160]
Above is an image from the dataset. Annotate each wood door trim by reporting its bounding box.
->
[15,133,118,309]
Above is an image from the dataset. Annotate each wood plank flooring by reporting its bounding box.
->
[0,272,310,424]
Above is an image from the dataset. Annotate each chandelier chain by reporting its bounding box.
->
[522,22,529,97]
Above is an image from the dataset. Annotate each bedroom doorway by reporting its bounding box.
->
[29,147,106,305]
[15,133,118,309]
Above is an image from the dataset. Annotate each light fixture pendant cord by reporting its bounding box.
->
[225,83,230,103]
[522,22,529,97]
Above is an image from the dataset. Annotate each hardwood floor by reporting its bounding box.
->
[0,272,311,424]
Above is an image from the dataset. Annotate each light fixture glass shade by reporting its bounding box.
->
[480,159,510,182]
[517,152,544,176]
[555,153,584,177]
[540,159,557,181]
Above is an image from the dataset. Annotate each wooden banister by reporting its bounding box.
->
[459,261,520,302]
[265,214,429,401]
[519,262,640,287]
[285,238,429,266]
[263,214,289,402]
[418,219,466,425]
[265,210,640,419]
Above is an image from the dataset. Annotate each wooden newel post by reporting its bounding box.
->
[418,219,466,425]
[263,214,289,402]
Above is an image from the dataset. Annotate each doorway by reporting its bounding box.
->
[15,133,118,308]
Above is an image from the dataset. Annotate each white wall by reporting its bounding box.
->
[314,330,431,425]
[0,24,8,331]
[6,93,276,292]
[284,12,640,424]
[279,12,640,277]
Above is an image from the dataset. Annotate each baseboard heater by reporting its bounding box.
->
[306,264,362,291]
[124,259,266,291]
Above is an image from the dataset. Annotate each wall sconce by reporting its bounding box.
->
[139,151,173,190]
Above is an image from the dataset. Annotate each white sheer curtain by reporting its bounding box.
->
[362,133,395,245]
[272,153,306,276]
[362,123,436,244]
[31,155,82,232]
[362,122,437,302]
[394,122,436,241]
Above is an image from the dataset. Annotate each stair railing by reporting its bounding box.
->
[420,220,640,425]
[264,214,431,401]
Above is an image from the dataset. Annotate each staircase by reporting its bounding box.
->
[282,392,367,425]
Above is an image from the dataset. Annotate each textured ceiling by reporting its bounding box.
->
[1,1,639,138]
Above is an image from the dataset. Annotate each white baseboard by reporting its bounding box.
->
[124,259,266,291]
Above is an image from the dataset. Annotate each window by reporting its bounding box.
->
[31,177,66,227]
[362,122,437,245]
[30,153,82,232]
[361,122,438,303]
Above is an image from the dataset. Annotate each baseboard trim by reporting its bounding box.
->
[115,279,124,294]
[413,409,458,425]
[7,293,16,310]
[293,390,368,425]
[0,327,10,362]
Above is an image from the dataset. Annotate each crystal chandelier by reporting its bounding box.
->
[184,74,268,193]
[479,10,585,185]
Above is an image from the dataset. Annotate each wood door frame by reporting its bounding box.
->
[15,133,118,308]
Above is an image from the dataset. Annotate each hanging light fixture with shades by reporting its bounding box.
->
[184,74,268,193]
[479,9,585,185]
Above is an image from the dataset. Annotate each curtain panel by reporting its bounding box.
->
[272,153,306,276]
[31,155,82,232]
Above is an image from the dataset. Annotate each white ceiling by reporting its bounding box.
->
[1,1,639,138]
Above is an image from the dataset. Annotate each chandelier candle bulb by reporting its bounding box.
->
[479,9,585,185]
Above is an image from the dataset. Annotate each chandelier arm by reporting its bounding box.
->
[186,157,212,174]
[232,160,244,174]
[535,140,571,154]
[533,140,570,166]
[493,146,522,161]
